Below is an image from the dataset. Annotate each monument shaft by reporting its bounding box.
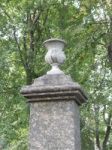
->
[29,100,81,150]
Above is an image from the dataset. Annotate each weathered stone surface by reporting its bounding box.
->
[43,39,66,75]
[21,74,87,150]
[20,74,87,105]
[29,100,81,150]
[20,38,88,150]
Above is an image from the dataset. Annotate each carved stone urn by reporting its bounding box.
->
[43,38,66,74]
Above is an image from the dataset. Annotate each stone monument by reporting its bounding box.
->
[20,38,87,150]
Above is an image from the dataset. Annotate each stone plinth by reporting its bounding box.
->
[21,74,87,150]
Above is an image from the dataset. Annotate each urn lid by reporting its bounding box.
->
[43,38,66,46]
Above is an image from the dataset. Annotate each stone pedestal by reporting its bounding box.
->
[21,74,87,150]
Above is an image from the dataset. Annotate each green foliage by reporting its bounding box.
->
[0,0,112,149]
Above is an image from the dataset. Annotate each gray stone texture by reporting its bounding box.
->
[20,74,87,150]
[29,100,80,150]
[21,74,87,105]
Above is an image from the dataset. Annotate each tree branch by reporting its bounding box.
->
[94,105,101,149]
[13,27,27,69]
[102,113,112,149]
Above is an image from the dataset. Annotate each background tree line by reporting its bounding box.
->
[0,0,112,149]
